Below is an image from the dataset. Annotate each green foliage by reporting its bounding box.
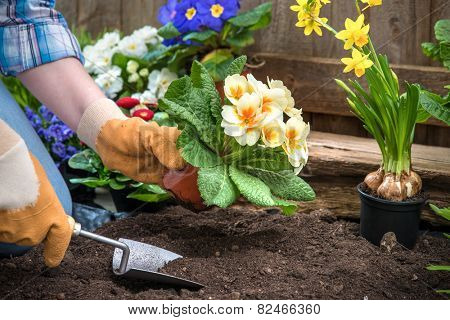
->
[201,49,235,82]
[158,22,181,39]
[422,19,450,70]
[159,56,314,214]
[198,165,239,208]
[228,2,272,29]
[68,149,170,204]
[1,76,40,111]
[430,204,450,221]
[419,90,450,126]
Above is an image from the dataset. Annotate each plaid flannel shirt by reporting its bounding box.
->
[0,0,84,76]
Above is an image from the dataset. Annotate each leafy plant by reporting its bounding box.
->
[157,1,272,81]
[426,204,450,294]
[69,149,170,203]
[159,56,315,214]
[422,19,450,70]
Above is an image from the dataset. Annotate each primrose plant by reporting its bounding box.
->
[159,56,315,214]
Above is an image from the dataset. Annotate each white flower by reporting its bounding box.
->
[224,74,249,105]
[126,60,139,74]
[147,68,178,99]
[95,31,120,50]
[139,68,149,77]
[95,66,123,99]
[132,26,161,45]
[262,121,286,148]
[221,93,265,146]
[83,45,114,75]
[267,78,304,119]
[132,90,157,104]
[247,74,284,125]
[282,117,310,170]
[118,35,148,57]
[128,73,140,83]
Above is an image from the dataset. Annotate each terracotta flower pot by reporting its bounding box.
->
[163,166,206,210]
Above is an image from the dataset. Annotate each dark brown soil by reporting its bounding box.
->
[0,198,449,300]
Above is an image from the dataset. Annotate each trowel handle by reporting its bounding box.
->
[72,223,130,274]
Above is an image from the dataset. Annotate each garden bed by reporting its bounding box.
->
[0,177,448,300]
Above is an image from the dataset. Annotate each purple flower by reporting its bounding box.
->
[173,0,202,33]
[158,0,178,25]
[198,0,240,32]
[48,123,74,141]
[66,145,79,157]
[51,142,67,159]
[38,105,54,122]
[37,127,52,142]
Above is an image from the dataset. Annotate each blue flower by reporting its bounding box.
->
[38,105,54,122]
[48,124,74,142]
[37,127,52,142]
[51,142,67,159]
[66,145,79,157]
[198,0,240,32]
[173,0,202,33]
[158,0,178,25]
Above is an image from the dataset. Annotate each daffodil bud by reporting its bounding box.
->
[139,68,149,77]
[128,73,140,83]
[126,60,139,74]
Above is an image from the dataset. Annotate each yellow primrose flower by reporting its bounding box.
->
[224,74,250,105]
[336,14,370,50]
[262,121,286,148]
[247,74,284,124]
[361,0,382,8]
[266,78,303,119]
[341,49,374,77]
[221,93,265,146]
[282,117,310,169]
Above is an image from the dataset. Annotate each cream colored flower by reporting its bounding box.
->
[126,60,139,74]
[282,117,310,169]
[221,93,265,146]
[262,121,286,148]
[224,74,250,105]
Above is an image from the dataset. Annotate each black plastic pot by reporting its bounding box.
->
[357,183,426,249]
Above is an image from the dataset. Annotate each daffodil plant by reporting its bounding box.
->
[159,56,315,214]
[291,0,446,201]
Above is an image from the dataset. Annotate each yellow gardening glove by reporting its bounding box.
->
[77,99,185,186]
[0,155,75,267]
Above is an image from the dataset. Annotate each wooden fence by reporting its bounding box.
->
[56,0,450,147]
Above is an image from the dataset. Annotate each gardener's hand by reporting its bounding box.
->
[0,154,75,268]
[76,99,185,185]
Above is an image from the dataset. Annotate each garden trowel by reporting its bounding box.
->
[72,223,203,289]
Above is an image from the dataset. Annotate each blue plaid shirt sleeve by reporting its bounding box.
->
[0,0,84,76]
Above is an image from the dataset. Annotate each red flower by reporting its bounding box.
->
[116,97,140,109]
[132,109,155,121]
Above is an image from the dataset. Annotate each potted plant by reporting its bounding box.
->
[159,56,315,214]
[290,0,449,248]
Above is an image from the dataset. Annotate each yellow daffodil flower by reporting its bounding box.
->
[335,14,370,50]
[341,49,374,77]
[221,93,265,146]
[290,0,308,15]
[296,14,328,36]
[361,0,382,8]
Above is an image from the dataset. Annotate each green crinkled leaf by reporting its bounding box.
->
[226,55,247,77]
[159,76,217,146]
[177,125,222,168]
[273,198,298,216]
[158,22,181,39]
[419,90,450,125]
[69,149,102,174]
[229,166,275,207]
[421,42,440,60]
[228,2,272,28]
[109,179,127,191]
[244,167,316,202]
[237,146,292,171]
[190,60,222,120]
[435,19,450,43]
[183,30,217,42]
[198,165,239,208]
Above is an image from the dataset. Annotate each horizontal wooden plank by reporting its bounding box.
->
[249,53,450,128]
[306,131,450,186]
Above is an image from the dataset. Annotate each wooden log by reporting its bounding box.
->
[306,131,450,185]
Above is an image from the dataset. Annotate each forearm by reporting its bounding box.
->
[17,58,105,130]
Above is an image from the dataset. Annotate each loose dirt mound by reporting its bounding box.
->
[0,205,448,300]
